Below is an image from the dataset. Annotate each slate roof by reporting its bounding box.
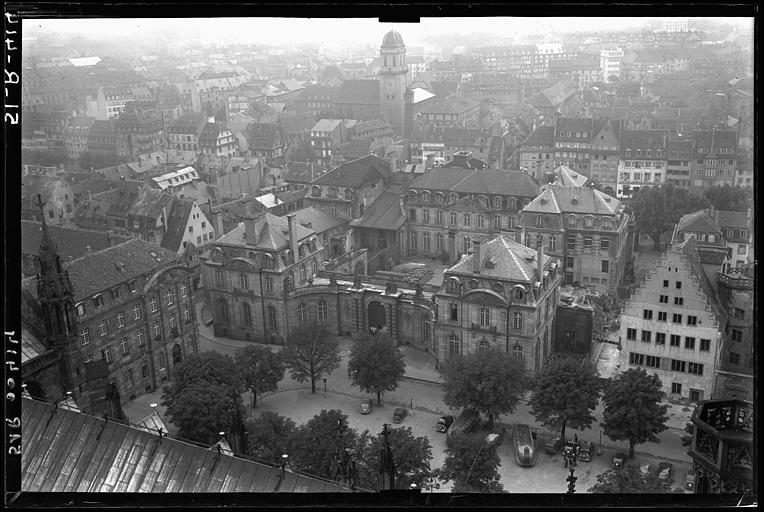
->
[332,79,379,105]
[339,138,372,161]
[40,238,179,302]
[278,113,317,136]
[676,210,722,233]
[167,113,207,136]
[417,95,478,115]
[127,188,174,220]
[690,130,737,150]
[312,155,391,188]
[311,119,343,132]
[716,210,751,230]
[21,220,112,260]
[21,397,353,492]
[160,198,196,253]
[529,80,578,108]
[217,213,315,251]
[199,123,228,147]
[411,127,491,147]
[284,162,327,184]
[409,168,539,198]
[523,185,620,215]
[520,125,555,147]
[292,206,348,234]
[350,191,405,231]
[555,165,589,187]
[675,236,725,322]
[382,30,405,47]
[447,234,550,282]
[443,196,491,213]
[246,123,282,150]
[620,129,668,151]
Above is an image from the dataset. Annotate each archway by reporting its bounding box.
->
[368,301,386,334]
[172,343,183,364]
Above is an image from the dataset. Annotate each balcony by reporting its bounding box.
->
[718,269,754,290]
[471,322,498,333]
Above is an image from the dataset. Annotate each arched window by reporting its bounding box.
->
[248,251,257,261]
[469,279,479,290]
[512,312,524,331]
[479,339,490,351]
[512,344,524,362]
[433,192,444,204]
[603,218,612,230]
[447,193,458,204]
[448,334,460,359]
[241,303,252,327]
[477,195,488,208]
[492,197,502,209]
[297,302,308,325]
[568,215,577,227]
[328,186,338,198]
[584,216,593,228]
[508,197,516,210]
[493,282,504,294]
[300,264,307,282]
[408,190,418,203]
[447,279,460,293]
[211,248,224,262]
[708,235,715,243]
[239,273,249,290]
[345,188,354,201]
[318,300,328,324]
[312,185,322,197]
[267,306,278,331]
[421,191,431,202]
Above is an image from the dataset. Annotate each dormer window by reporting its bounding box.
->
[492,197,502,209]
[328,186,338,198]
[112,288,121,300]
[76,303,86,317]
[447,279,460,293]
[408,190,418,203]
[93,295,105,309]
[311,186,321,197]
[584,216,593,228]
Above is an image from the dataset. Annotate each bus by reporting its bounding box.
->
[513,424,537,467]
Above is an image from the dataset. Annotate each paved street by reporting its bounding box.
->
[121,298,694,493]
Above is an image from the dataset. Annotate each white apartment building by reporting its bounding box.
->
[618,238,725,403]
[600,48,624,83]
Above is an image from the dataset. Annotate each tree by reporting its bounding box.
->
[289,409,358,479]
[282,322,341,394]
[529,354,602,443]
[703,184,753,212]
[161,352,244,445]
[630,184,709,251]
[601,368,669,459]
[162,380,243,444]
[235,345,285,409]
[588,466,672,493]
[441,349,526,428]
[348,334,406,406]
[355,426,433,490]
[244,411,297,464]
[435,433,503,492]
[247,101,275,122]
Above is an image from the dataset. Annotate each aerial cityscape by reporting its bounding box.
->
[13,15,754,499]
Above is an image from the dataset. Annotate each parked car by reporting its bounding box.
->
[446,409,480,446]
[657,462,673,482]
[611,452,626,470]
[360,398,373,415]
[485,425,507,446]
[577,441,593,462]
[436,415,454,433]
[393,407,407,423]
[685,470,696,490]
[544,437,563,455]
[640,464,653,479]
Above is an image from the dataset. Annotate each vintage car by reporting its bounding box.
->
[577,441,593,462]
[436,415,454,433]
[513,424,537,467]
[657,462,673,482]
[544,437,563,455]
[360,398,373,415]
[485,425,507,446]
[393,407,407,423]
[611,452,626,470]
[685,470,696,490]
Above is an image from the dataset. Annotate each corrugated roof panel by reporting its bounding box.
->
[152,434,186,493]
[102,428,140,491]
[46,413,89,491]
[136,440,172,492]
[125,437,159,492]
[219,458,246,492]
[165,443,199,492]
[232,461,258,491]
[28,410,78,492]
[276,471,298,492]
[84,421,124,492]
[185,449,215,493]
[204,454,235,492]
[248,464,273,492]
[60,416,101,492]
[262,466,283,492]
[113,434,150,492]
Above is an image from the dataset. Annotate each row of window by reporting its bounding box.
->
[410,210,512,230]
[629,352,704,375]
[75,282,187,317]
[446,303,527,331]
[81,307,192,345]
[407,191,526,210]
[626,328,711,351]
[563,235,611,252]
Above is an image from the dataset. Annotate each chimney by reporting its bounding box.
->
[162,205,168,235]
[536,235,544,281]
[472,238,481,273]
[746,207,751,228]
[287,214,299,261]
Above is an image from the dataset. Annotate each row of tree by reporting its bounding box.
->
[630,183,753,251]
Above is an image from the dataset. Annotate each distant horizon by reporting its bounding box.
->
[23,17,752,48]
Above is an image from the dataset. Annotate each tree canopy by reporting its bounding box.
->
[288,409,358,480]
[235,345,285,409]
[630,184,709,251]
[435,433,503,492]
[601,368,669,459]
[355,426,433,490]
[529,354,602,442]
[282,322,341,393]
[588,466,672,493]
[244,411,297,464]
[348,334,406,405]
[441,349,526,428]
[161,352,244,446]
[703,184,753,213]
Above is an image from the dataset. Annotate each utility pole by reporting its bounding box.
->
[379,423,395,490]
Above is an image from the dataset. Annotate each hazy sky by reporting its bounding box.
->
[25,17,753,47]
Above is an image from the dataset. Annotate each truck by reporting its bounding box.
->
[446,409,480,446]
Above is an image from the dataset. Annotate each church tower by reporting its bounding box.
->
[35,195,81,395]
[379,30,408,135]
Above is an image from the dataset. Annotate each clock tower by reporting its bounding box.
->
[379,30,408,135]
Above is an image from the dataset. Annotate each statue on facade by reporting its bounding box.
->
[352,273,362,289]
[414,283,424,299]
[385,281,398,294]
[329,273,337,285]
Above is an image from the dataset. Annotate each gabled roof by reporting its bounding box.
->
[411,127,491,147]
[160,198,196,253]
[284,162,327,184]
[409,168,539,198]
[555,165,589,187]
[312,155,391,188]
[675,236,725,321]
[447,234,549,283]
[339,138,372,161]
[676,209,723,234]
[523,185,620,215]
[417,95,478,115]
[716,210,751,230]
[167,113,207,137]
[127,188,174,220]
[690,130,737,149]
[21,220,112,259]
[443,195,491,213]
[217,213,315,251]
[620,129,667,150]
[530,80,577,108]
[292,206,348,234]
[350,191,405,231]
[199,122,230,146]
[311,119,343,132]
[20,397,352,492]
[520,125,555,147]
[332,79,379,105]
